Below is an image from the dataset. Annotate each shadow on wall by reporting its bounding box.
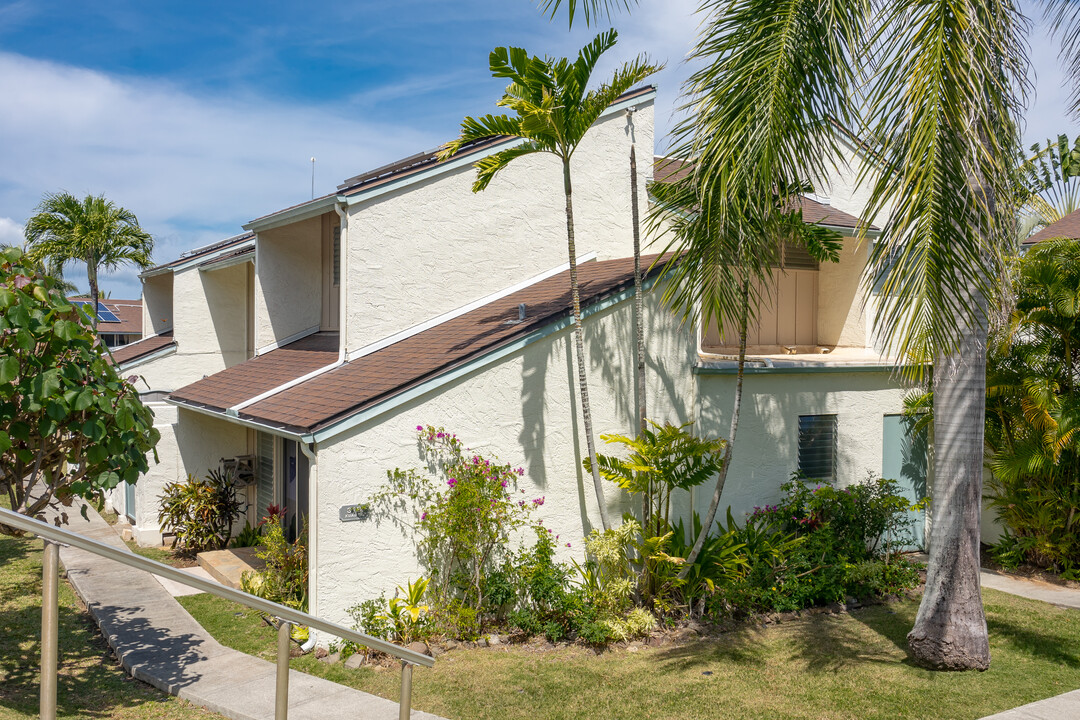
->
[174,408,249,490]
[201,261,250,369]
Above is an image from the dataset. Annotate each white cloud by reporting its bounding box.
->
[0,216,23,246]
[0,52,440,297]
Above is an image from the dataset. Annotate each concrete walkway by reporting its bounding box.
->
[51,503,444,720]
[977,570,1080,719]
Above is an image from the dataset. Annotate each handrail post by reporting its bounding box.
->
[399,661,413,720]
[275,619,291,720]
[40,539,59,720]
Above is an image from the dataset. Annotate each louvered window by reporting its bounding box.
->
[798,415,837,482]
[256,431,276,523]
[332,226,341,287]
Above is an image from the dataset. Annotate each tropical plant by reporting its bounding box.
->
[439,31,659,531]
[587,420,726,538]
[0,247,159,534]
[378,577,431,645]
[241,517,308,611]
[543,0,1072,670]
[158,468,244,554]
[1017,134,1080,239]
[375,426,537,616]
[23,192,153,328]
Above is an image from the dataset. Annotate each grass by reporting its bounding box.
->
[0,524,222,719]
[178,590,1080,720]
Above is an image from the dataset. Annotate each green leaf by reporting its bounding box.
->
[0,356,18,383]
[0,430,11,454]
[46,400,68,421]
[0,288,15,308]
[87,444,108,465]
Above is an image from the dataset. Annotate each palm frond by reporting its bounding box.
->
[1044,1,1080,116]
[539,0,637,28]
[471,141,547,192]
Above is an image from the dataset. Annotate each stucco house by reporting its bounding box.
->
[106,84,926,632]
[69,297,142,347]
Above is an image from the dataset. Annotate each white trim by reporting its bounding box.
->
[198,252,254,273]
[168,398,310,442]
[117,343,177,371]
[344,251,599,362]
[255,324,321,356]
[141,238,255,278]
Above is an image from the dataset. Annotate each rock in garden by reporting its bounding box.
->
[322,651,341,664]
[344,653,365,669]
[407,641,431,656]
[488,635,502,646]
[476,638,488,648]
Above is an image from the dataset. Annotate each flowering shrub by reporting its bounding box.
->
[240,506,308,612]
[376,426,539,614]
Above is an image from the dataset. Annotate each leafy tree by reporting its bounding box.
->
[439,30,659,530]
[0,247,159,535]
[542,0,1080,671]
[23,192,153,328]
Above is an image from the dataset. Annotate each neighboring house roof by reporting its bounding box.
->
[170,254,670,435]
[111,331,175,366]
[1023,208,1080,246]
[651,156,878,232]
[69,297,142,336]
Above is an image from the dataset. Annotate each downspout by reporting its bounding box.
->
[226,201,350,417]
[299,440,318,651]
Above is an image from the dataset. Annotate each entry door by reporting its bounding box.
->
[882,414,929,550]
[280,439,309,542]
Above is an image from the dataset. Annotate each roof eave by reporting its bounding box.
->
[243,195,344,234]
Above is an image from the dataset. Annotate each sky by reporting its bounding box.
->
[0,0,1077,300]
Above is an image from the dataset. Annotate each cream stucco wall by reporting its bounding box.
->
[141,273,173,336]
[343,101,654,352]
[693,370,908,521]
[254,216,324,349]
[125,405,249,545]
[311,285,691,626]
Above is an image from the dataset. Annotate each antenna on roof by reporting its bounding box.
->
[310,157,316,199]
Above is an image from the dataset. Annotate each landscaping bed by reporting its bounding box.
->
[179,588,1080,720]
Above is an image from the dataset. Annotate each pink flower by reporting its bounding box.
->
[532,496,545,506]
[447,478,457,488]
[416,425,424,431]
[566,542,572,548]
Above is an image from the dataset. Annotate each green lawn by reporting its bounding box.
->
[0,528,222,719]
[178,590,1080,720]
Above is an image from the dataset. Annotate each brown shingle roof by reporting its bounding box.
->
[651,156,876,231]
[169,255,668,434]
[142,233,254,275]
[1024,209,1080,245]
[111,331,174,366]
[169,332,339,410]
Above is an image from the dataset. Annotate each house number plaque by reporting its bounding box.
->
[339,503,371,522]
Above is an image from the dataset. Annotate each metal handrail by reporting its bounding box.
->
[0,506,432,720]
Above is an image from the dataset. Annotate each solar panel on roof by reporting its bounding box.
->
[71,300,121,323]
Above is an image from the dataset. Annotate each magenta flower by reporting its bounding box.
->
[447,478,457,488]
[566,542,572,548]
[416,425,424,431]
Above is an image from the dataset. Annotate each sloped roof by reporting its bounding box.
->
[170,255,669,434]
[111,331,174,366]
[651,156,876,231]
[70,298,142,335]
[1024,208,1080,246]
[142,233,254,276]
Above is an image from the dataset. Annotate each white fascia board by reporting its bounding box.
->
[345,252,599,362]
[313,276,656,444]
[143,238,256,278]
[117,344,177,372]
[256,324,321,356]
[344,90,657,209]
[166,397,311,443]
[199,252,254,273]
[243,195,342,234]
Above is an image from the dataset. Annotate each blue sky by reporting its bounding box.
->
[0,0,1077,299]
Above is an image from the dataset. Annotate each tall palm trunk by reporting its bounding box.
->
[907,272,991,670]
[86,253,99,331]
[563,157,611,531]
[630,139,650,530]
[681,270,750,574]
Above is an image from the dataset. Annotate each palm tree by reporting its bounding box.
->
[24,192,153,328]
[1017,134,1080,239]
[439,31,658,531]
[541,0,1080,670]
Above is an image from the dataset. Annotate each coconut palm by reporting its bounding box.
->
[541,0,1078,670]
[24,192,153,328]
[439,30,658,531]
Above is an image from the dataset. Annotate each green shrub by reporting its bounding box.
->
[231,521,261,548]
[241,515,307,611]
[158,469,243,555]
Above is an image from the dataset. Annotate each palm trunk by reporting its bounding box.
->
[680,271,750,575]
[87,254,99,332]
[630,142,650,530]
[907,274,991,670]
[563,157,610,531]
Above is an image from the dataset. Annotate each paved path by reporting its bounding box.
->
[977,569,1080,719]
[51,503,444,720]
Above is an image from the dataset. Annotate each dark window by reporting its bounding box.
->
[798,414,837,481]
[332,226,341,286]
